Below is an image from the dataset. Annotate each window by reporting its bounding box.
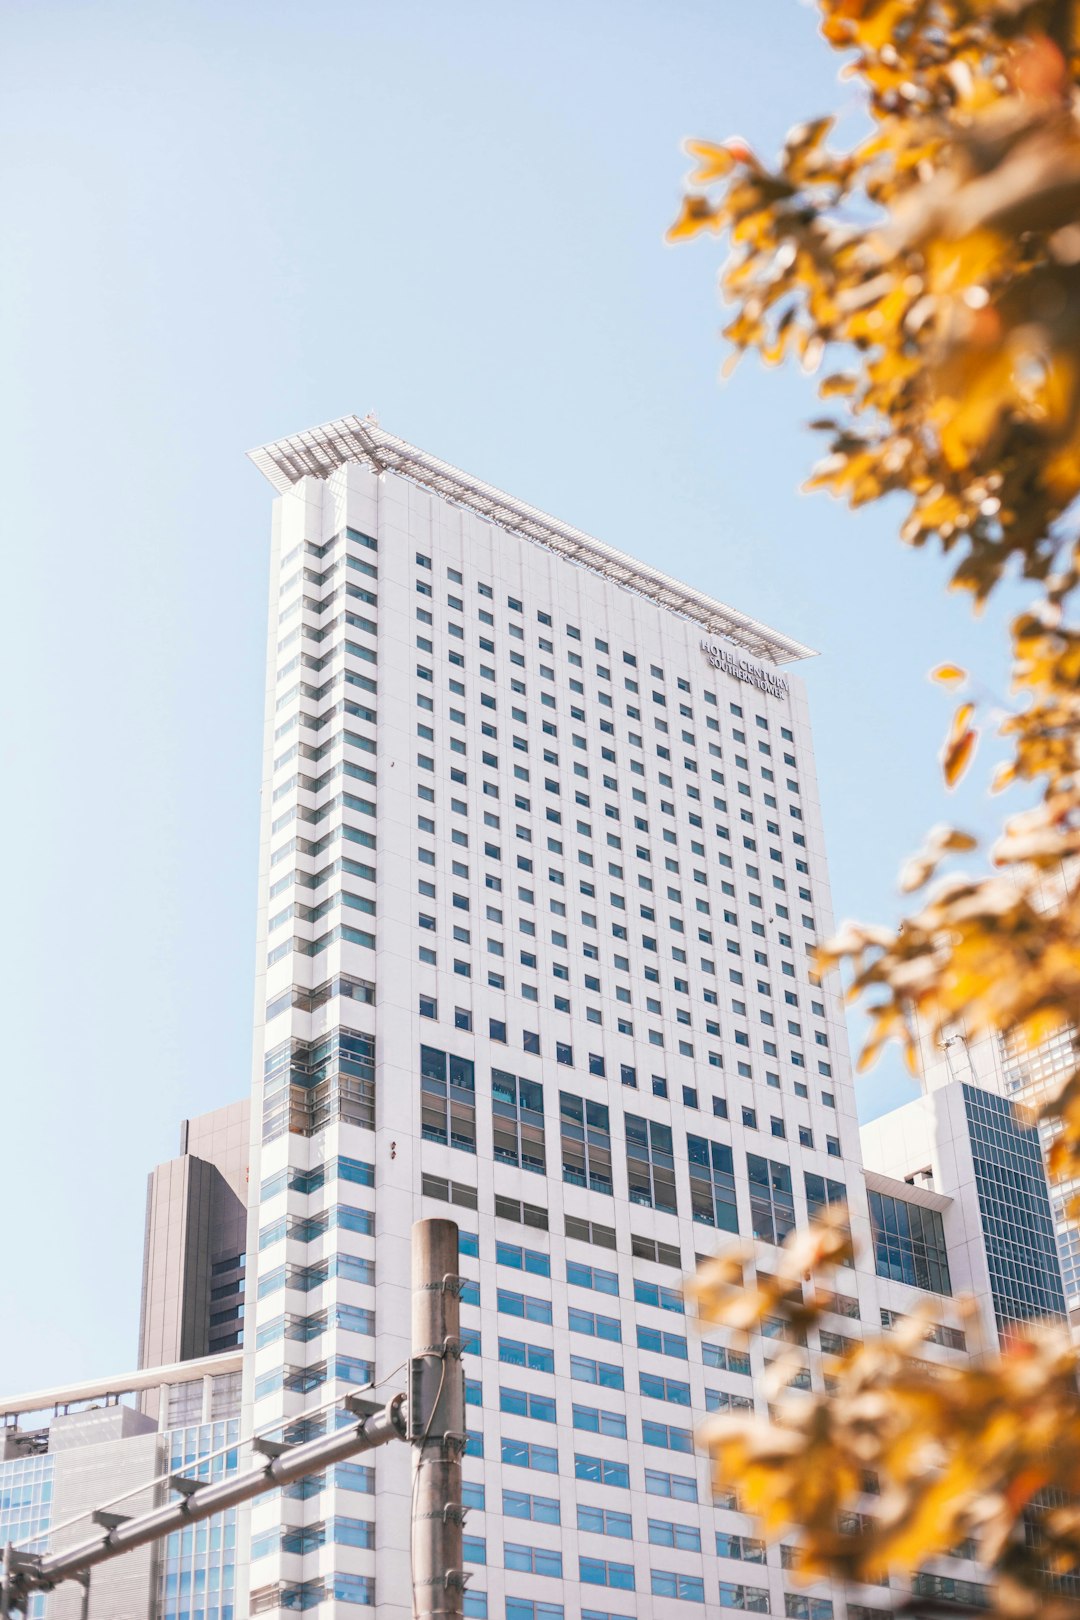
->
[501,1437,559,1472]
[492,1070,546,1172]
[419,994,437,1020]
[716,1532,767,1563]
[631,1234,681,1267]
[569,1307,621,1342]
[570,1354,624,1389]
[560,1092,613,1193]
[499,1338,555,1373]
[496,1240,550,1276]
[497,1289,553,1324]
[747,1153,795,1244]
[634,1279,683,1313]
[784,1598,834,1620]
[578,1504,632,1539]
[580,1557,635,1590]
[575,1455,630,1488]
[640,1372,691,1406]
[868,1189,952,1295]
[565,1214,617,1251]
[421,1172,478,1210]
[503,1489,560,1524]
[420,1046,476,1151]
[568,1260,619,1295]
[505,1600,563,1620]
[495,1198,553,1231]
[805,1173,847,1218]
[505,1543,563,1579]
[637,1325,688,1359]
[626,1114,677,1213]
[642,1419,693,1452]
[688,1136,739,1232]
[719,1584,770,1613]
[573,1403,627,1438]
[645,1468,697,1501]
[649,1518,701,1550]
[500,1387,557,1423]
[651,1571,705,1602]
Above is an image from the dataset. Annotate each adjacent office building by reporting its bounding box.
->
[861,1080,1067,1347]
[139,1102,251,1381]
[0,418,1064,1620]
[903,1005,1080,1334]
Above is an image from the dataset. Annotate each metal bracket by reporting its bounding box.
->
[414,1336,464,1360]
[168,1475,202,1498]
[5,1555,40,1578]
[251,1437,289,1460]
[91,1510,130,1530]
[2,1545,41,1620]
[441,1431,468,1458]
[416,1570,472,1592]
[344,1394,384,1421]
[419,1274,465,1298]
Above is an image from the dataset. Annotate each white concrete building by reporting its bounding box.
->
[236,417,967,1620]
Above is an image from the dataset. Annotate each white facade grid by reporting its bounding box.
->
[240,440,971,1620]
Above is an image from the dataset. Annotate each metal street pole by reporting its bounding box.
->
[0,1219,467,1618]
[409,1217,467,1620]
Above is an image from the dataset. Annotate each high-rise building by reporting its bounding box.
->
[0,418,1029,1620]
[235,417,973,1620]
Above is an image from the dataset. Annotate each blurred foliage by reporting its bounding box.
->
[692,1218,1080,1616]
[671,0,1080,1611]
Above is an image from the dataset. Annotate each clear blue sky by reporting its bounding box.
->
[0,0,1024,1392]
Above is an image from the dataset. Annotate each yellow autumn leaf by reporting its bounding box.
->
[682,137,753,186]
[931,663,967,685]
[666,195,722,244]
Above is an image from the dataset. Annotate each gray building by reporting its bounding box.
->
[138,1100,250,1376]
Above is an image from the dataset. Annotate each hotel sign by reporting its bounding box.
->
[700,639,789,698]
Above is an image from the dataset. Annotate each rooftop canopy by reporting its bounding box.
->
[248,415,815,666]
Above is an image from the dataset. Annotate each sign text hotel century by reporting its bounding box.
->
[700,638,790,698]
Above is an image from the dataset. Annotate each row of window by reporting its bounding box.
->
[420,1045,843,1225]
[420,1011,839,1139]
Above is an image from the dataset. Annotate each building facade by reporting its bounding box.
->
[236,418,977,1620]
